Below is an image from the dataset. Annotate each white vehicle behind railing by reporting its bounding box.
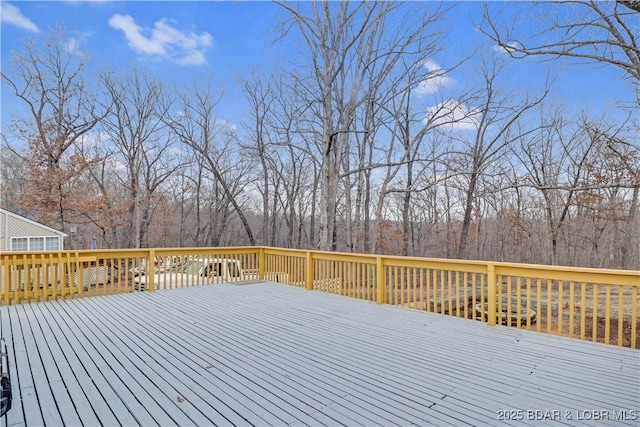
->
[130,256,181,277]
[134,257,256,291]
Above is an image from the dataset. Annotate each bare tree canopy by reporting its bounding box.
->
[481,1,640,85]
[1,7,637,268]
[275,1,450,250]
[1,24,106,233]
[618,1,640,13]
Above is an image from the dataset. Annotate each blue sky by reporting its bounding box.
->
[1,1,636,138]
[1,1,284,126]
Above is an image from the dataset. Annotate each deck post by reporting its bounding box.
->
[5,256,13,305]
[376,256,386,304]
[73,252,81,296]
[258,247,265,280]
[306,251,313,291]
[487,263,496,326]
[148,250,155,292]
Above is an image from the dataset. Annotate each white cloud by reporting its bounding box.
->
[76,131,115,155]
[492,44,509,54]
[416,59,452,96]
[218,119,237,134]
[424,99,481,131]
[66,0,109,3]
[493,41,524,55]
[1,3,39,32]
[65,31,92,56]
[66,36,82,54]
[108,14,212,65]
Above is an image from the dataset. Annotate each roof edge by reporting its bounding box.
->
[0,208,69,238]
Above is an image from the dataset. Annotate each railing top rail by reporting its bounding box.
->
[491,261,640,281]
[2,245,637,281]
[260,246,639,275]
[0,246,260,258]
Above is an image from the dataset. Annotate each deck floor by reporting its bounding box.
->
[1,281,639,426]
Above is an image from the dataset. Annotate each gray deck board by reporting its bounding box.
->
[148,289,557,424]
[74,296,292,426]
[24,303,97,426]
[111,286,636,426]
[1,307,26,427]
[52,300,194,426]
[42,299,155,426]
[181,307,495,424]
[85,292,403,426]
[2,281,639,426]
[27,302,120,426]
[120,288,495,426]
[10,305,57,427]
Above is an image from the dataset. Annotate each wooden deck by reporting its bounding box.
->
[1,281,638,426]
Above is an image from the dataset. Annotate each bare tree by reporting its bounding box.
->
[276,1,451,250]
[0,147,30,212]
[582,117,640,268]
[1,24,105,232]
[167,80,256,246]
[240,72,278,245]
[378,54,473,256]
[84,150,130,248]
[481,1,640,86]
[275,1,380,250]
[509,107,640,267]
[100,66,178,248]
[481,0,638,267]
[453,56,548,258]
[513,110,592,265]
[268,89,316,248]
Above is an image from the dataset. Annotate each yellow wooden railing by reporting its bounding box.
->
[0,247,260,301]
[1,246,639,348]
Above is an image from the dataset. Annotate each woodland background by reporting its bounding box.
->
[1,1,638,269]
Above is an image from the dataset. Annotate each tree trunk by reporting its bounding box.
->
[458,171,478,258]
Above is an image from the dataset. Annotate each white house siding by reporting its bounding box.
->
[1,209,67,292]
[0,209,66,252]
